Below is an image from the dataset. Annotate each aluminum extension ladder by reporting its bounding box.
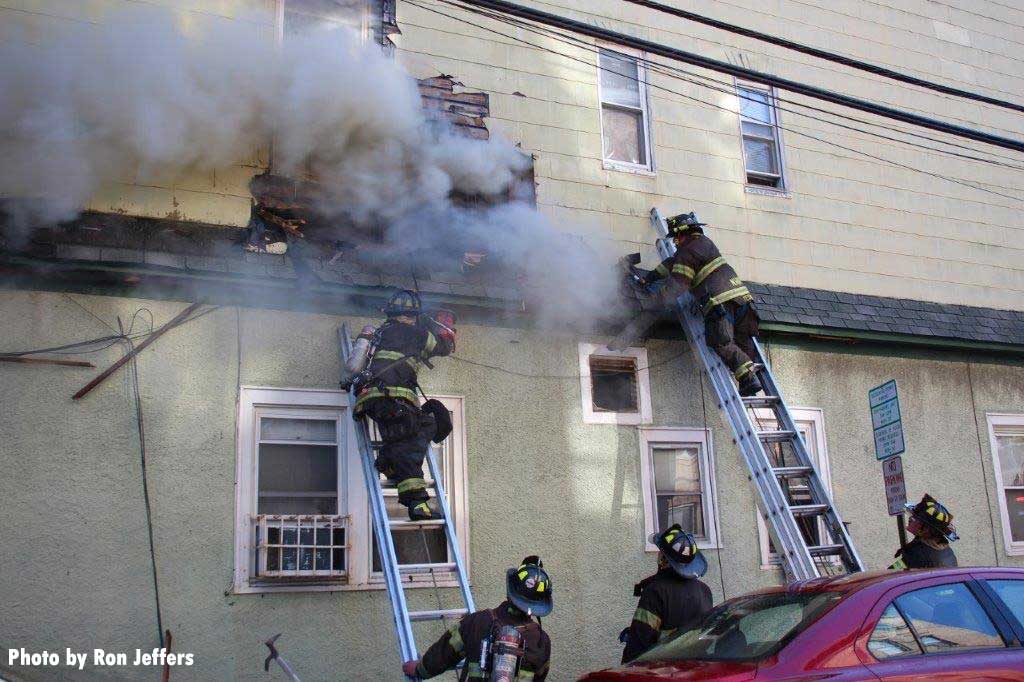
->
[649,208,864,581]
[339,325,476,674]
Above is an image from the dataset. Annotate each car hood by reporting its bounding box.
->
[578,659,758,681]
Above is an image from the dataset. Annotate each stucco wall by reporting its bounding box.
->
[2,288,1023,680]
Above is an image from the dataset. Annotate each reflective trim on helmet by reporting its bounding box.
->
[693,256,726,288]
[633,607,662,631]
[397,478,427,494]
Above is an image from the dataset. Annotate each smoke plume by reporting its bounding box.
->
[0,6,622,325]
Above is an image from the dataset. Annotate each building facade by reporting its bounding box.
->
[2,0,1024,680]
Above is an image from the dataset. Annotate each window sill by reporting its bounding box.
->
[583,411,651,426]
[232,579,461,595]
[603,161,656,177]
[745,185,790,198]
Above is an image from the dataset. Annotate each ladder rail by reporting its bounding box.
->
[753,339,865,572]
[340,326,418,663]
[425,447,476,614]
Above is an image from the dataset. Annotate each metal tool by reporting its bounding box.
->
[264,634,301,682]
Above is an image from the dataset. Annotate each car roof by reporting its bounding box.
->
[738,567,1024,599]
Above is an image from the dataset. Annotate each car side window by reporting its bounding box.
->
[869,605,923,659]
[894,583,1004,654]
[986,580,1024,626]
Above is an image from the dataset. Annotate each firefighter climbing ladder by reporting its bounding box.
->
[339,325,476,672]
[650,208,864,581]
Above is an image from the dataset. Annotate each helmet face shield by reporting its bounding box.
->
[506,557,553,617]
[650,525,708,579]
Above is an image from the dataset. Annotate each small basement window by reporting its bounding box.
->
[578,343,652,425]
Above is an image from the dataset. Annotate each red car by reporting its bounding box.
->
[580,568,1024,681]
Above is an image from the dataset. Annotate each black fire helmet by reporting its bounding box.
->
[506,555,553,617]
[650,524,708,579]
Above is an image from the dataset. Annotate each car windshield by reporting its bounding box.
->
[634,591,842,663]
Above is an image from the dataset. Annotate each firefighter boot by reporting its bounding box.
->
[737,363,764,397]
[408,501,443,521]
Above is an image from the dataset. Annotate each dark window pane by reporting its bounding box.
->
[743,137,779,175]
[658,494,704,537]
[590,356,639,411]
[868,605,922,660]
[599,50,641,107]
[895,583,1004,653]
[739,88,772,123]
[373,530,448,571]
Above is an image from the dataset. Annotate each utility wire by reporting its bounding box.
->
[618,0,1024,114]
[408,0,1024,203]
[457,4,1024,172]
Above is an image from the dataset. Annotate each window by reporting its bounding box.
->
[737,84,786,190]
[639,427,720,549]
[892,583,1004,653]
[578,343,652,425]
[869,605,923,659]
[233,387,469,593]
[986,580,1024,626]
[276,0,373,42]
[987,414,1024,555]
[756,408,832,568]
[598,48,653,172]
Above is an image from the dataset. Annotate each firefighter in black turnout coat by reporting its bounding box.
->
[352,290,455,520]
[403,556,553,681]
[638,212,763,397]
[890,494,959,570]
[621,524,714,664]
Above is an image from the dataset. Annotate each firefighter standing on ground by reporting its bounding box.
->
[890,494,959,569]
[638,212,763,397]
[620,524,714,664]
[402,556,553,681]
[350,289,456,521]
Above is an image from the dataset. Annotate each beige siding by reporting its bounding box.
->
[396,0,1024,310]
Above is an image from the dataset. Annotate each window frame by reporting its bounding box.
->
[987,413,1024,556]
[755,407,833,569]
[232,386,470,594]
[274,0,374,44]
[638,426,721,550]
[735,81,788,193]
[597,45,655,175]
[578,343,652,425]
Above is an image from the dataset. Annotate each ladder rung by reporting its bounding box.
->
[773,466,813,478]
[398,562,457,574]
[409,608,468,622]
[742,395,780,408]
[808,544,845,557]
[757,430,796,443]
[790,504,829,517]
[388,519,447,529]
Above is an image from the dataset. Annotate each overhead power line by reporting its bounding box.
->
[447,0,1024,154]
[619,0,1024,114]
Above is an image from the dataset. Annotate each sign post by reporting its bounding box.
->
[870,380,908,553]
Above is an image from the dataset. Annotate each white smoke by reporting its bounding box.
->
[0,6,622,325]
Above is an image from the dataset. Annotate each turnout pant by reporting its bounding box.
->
[705,300,760,381]
[361,398,436,508]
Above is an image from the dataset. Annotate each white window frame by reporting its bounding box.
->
[736,81,788,193]
[639,427,721,550]
[274,0,373,44]
[987,413,1024,556]
[597,45,655,175]
[232,387,470,593]
[578,343,653,425]
[755,407,832,568]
